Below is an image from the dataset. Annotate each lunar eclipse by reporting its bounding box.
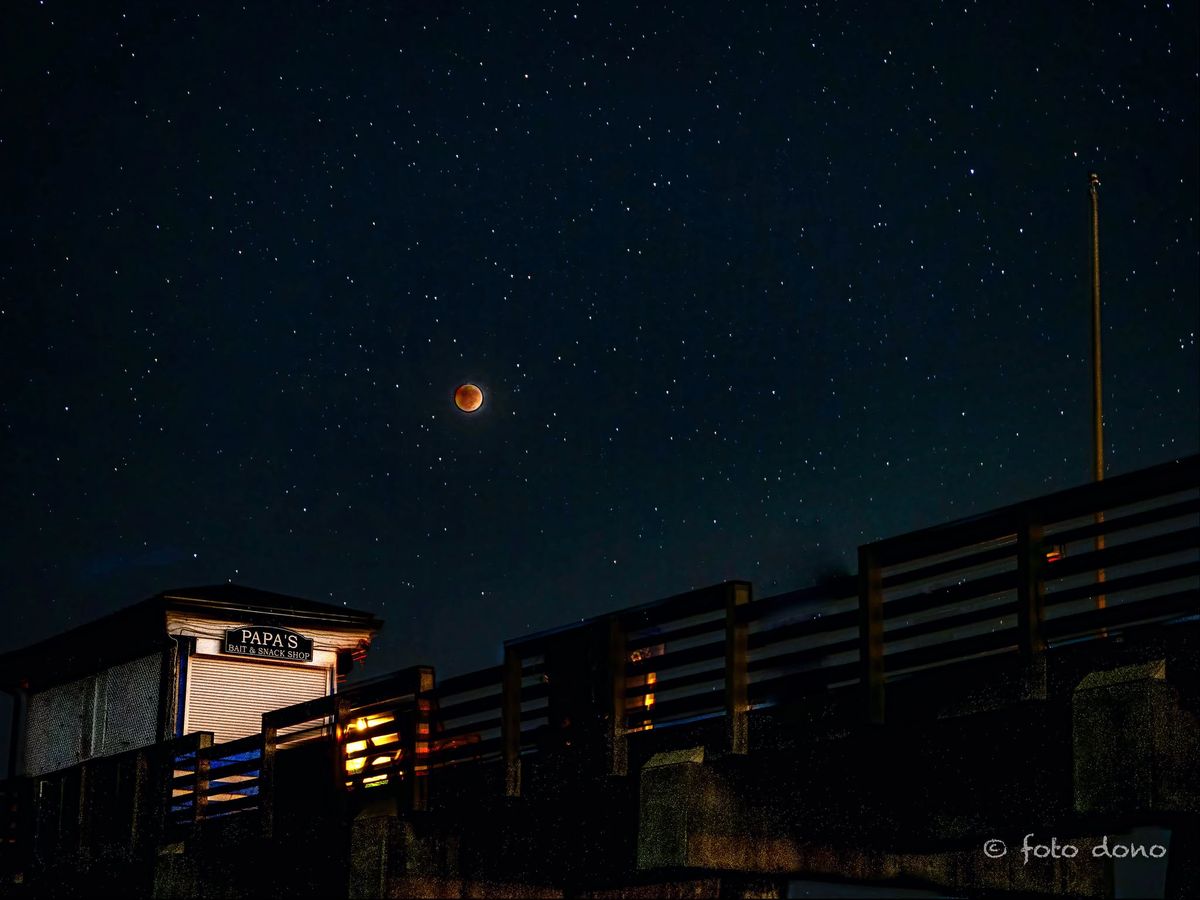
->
[454,383,484,413]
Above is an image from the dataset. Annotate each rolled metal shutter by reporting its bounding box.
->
[183,656,329,745]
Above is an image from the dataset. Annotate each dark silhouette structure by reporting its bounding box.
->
[1,455,1197,898]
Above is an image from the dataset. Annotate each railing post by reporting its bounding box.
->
[259,722,277,838]
[333,695,353,789]
[130,747,151,855]
[725,581,751,754]
[192,733,212,827]
[75,761,92,860]
[1017,511,1047,658]
[404,666,435,812]
[606,617,627,776]
[501,646,522,798]
[858,545,885,725]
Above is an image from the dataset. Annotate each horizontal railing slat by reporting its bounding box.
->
[637,687,725,723]
[628,637,725,673]
[748,660,861,701]
[198,793,260,818]
[1041,527,1200,580]
[746,635,860,673]
[618,583,733,629]
[1045,589,1198,641]
[434,691,503,721]
[881,600,1016,644]
[204,734,263,757]
[746,608,859,649]
[884,629,1017,675]
[431,665,504,697]
[1046,496,1200,546]
[1044,559,1200,608]
[263,695,335,730]
[431,735,503,764]
[882,569,1017,620]
[174,757,261,789]
[625,664,724,700]
[881,541,1016,591]
[435,717,502,742]
[740,579,857,620]
[628,615,726,650]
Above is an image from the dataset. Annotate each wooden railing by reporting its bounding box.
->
[858,454,1199,722]
[622,583,740,739]
[134,454,1200,820]
[165,732,264,833]
[262,666,434,811]
[0,456,1194,880]
[294,456,1196,801]
[745,576,861,712]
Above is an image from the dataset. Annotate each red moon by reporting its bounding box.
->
[454,383,484,412]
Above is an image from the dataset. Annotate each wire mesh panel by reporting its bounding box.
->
[95,652,162,757]
[22,679,90,777]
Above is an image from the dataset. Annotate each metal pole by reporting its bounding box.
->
[1089,173,1106,616]
[1089,173,1104,485]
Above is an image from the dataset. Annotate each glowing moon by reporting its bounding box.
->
[454,383,484,412]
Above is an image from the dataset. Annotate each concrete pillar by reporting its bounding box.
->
[637,747,708,870]
[1072,659,1199,815]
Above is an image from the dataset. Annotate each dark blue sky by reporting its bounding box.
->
[2,1,1197,679]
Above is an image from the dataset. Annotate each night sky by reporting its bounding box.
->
[2,1,1197,683]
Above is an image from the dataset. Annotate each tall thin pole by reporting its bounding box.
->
[1089,173,1104,485]
[1089,173,1106,616]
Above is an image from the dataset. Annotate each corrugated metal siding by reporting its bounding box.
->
[184,656,329,744]
[95,652,161,756]
[23,678,89,777]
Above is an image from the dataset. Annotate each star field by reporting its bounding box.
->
[1,1,1197,682]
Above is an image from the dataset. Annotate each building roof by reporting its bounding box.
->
[0,584,383,693]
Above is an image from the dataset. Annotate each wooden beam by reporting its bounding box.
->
[405,666,435,812]
[328,694,353,797]
[725,582,751,754]
[501,646,522,797]
[1017,512,1047,658]
[193,732,213,826]
[259,719,278,838]
[858,545,885,725]
[606,617,627,776]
